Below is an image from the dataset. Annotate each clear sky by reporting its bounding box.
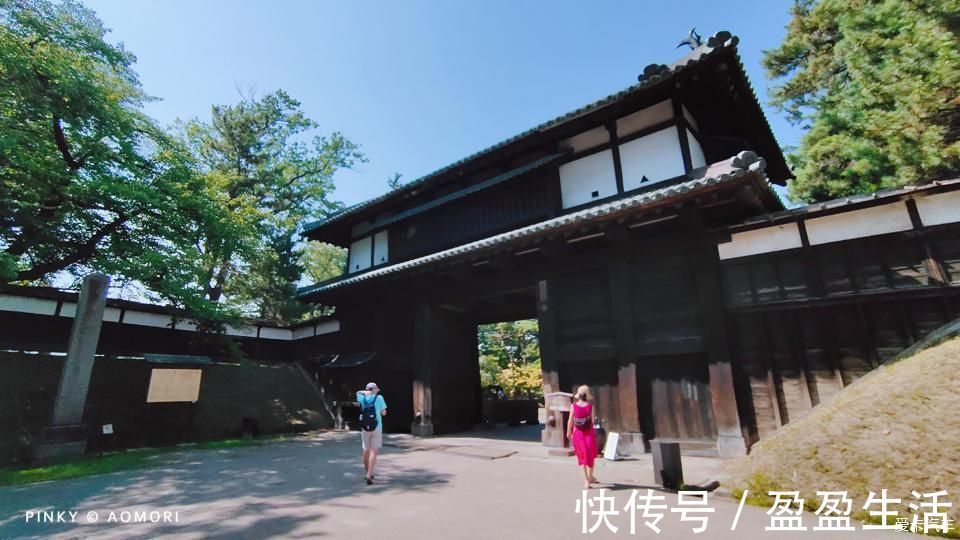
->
[84,0,802,208]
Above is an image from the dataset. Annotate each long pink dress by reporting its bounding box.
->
[571,402,598,467]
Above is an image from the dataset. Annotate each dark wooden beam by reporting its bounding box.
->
[906,198,951,286]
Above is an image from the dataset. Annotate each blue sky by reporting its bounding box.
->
[85,0,803,208]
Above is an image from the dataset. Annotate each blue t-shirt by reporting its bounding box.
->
[356,392,387,430]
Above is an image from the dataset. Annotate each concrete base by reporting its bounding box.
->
[541,429,565,447]
[615,432,647,455]
[716,434,748,457]
[547,448,575,457]
[410,423,434,437]
[34,424,87,463]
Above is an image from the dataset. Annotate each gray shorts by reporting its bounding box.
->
[361,427,382,450]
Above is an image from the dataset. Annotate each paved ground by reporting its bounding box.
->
[0,426,919,539]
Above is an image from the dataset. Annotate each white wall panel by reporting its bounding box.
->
[123,310,173,328]
[59,302,77,317]
[373,230,389,266]
[348,236,373,273]
[688,129,706,169]
[805,202,913,245]
[619,128,686,191]
[0,296,57,315]
[292,325,315,340]
[718,223,803,260]
[559,150,618,209]
[915,191,960,227]
[225,324,257,337]
[615,100,673,137]
[259,327,293,340]
[315,319,341,336]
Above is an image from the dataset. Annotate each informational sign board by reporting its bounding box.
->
[603,432,621,461]
[146,368,202,403]
[102,423,113,435]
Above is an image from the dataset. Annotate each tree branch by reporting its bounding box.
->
[52,117,84,171]
[15,214,127,282]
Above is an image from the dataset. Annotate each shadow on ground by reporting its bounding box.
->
[0,432,451,539]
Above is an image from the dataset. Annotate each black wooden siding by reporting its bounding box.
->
[721,223,960,447]
[389,171,556,262]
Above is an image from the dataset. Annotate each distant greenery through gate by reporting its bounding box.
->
[477,320,542,399]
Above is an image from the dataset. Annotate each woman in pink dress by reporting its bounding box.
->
[566,385,599,488]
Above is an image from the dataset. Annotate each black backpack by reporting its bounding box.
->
[359,396,379,432]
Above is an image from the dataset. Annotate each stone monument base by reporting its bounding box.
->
[34,424,87,463]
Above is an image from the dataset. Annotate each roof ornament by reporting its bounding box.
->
[677,28,703,50]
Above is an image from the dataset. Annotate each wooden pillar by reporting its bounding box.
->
[537,275,565,447]
[906,199,951,286]
[536,277,561,396]
[694,242,748,457]
[411,302,434,436]
[608,250,646,453]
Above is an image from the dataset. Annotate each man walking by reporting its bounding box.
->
[357,382,387,484]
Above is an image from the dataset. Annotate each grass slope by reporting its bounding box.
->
[0,437,282,486]
[726,335,960,536]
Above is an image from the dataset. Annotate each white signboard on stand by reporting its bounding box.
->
[603,432,621,461]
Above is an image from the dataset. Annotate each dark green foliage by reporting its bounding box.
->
[764,0,960,202]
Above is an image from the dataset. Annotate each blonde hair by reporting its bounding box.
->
[575,385,592,401]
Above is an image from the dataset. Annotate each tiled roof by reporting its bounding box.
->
[303,31,744,236]
[297,151,771,299]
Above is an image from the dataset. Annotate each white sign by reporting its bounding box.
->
[603,432,621,461]
[102,424,114,435]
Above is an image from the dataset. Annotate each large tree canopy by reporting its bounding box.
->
[764,0,960,202]
[180,90,364,323]
[0,0,202,284]
[0,0,361,326]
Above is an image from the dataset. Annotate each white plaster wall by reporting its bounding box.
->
[103,307,122,322]
[292,325,315,340]
[373,230,389,266]
[315,319,341,336]
[123,310,173,329]
[559,149,618,209]
[915,191,960,227]
[225,324,257,337]
[348,236,373,273]
[615,99,673,137]
[619,128,686,191]
[718,223,803,260]
[559,126,610,153]
[805,202,913,245]
[59,302,77,317]
[688,129,706,169]
[175,319,198,332]
[60,303,121,322]
[0,296,57,315]
[259,327,293,340]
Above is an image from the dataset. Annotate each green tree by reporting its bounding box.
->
[478,320,542,397]
[0,0,239,324]
[180,90,364,322]
[764,0,960,202]
[302,241,346,283]
[0,0,184,280]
